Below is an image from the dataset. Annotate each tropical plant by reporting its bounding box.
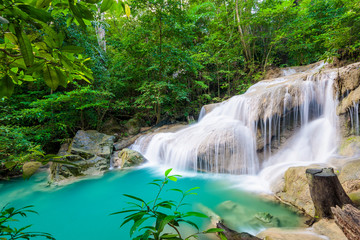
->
[111,168,225,240]
[0,205,55,239]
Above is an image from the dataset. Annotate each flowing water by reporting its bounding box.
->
[132,61,339,191]
[0,167,302,239]
[1,62,344,239]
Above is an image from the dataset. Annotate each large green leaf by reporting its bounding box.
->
[76,3,94,20]
[17,4,52,23]
[4,32,18,45]
[0,75,14,98]
[61,45,85,53]
[36,0,51,9]
[43,64,59,90]
[84,0,101,3]
[100,0,114,13]
[15,26,34,67]
[55,67,68,88]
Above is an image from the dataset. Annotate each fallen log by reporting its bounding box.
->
[306,168,353,219]
[331,204,360,240]
[216,222,261,240]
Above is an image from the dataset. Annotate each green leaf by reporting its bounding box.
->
[76,3,94,20]
[100,0,114,13]
[130,217,150,236]
[18,4,52,23]
[168,176,177,182]
[123,194,146,204]
[4,32,18,45]
[36,0,52,9]
[184,211,208,218]
[15,26,34,67]
[55,67,68,88]
[43,64,59,90]
[204,228,224,233]
[185,187,200,193]
[61,45,85,53]
[177,219,199,230]
[165,168,172,177]
[0,75,14,98]
[84,0,101,3]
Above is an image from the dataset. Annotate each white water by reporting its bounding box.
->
[132,63,340,192]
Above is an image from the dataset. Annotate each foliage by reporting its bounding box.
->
[0,0,130,98]
[111,169,225,240]
[0,205,55,239]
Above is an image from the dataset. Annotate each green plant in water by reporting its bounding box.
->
[0,205,55,239]
[111,168,225,240]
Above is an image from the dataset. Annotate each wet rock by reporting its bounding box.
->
[125,118,141,135]
[276,166,315,217]
[101,117,122,135]
[201,102,223,116]
[338,136,360,157]
[70,130,115,159]
[22,161,42,179]
[50,130,115,183]
[312,219,347,240]
[338,159,360,204]
[257,228,328,240]
[113,148,145,168]
[114,135,141,151]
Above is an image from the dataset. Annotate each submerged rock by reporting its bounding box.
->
[50,130,115,183]
[112,148,145,168]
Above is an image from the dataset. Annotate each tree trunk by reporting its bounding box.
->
[331,204,360,240]
[216,222,261,240]
[306,168,353,219]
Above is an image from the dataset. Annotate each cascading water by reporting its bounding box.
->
[132,62,340,189]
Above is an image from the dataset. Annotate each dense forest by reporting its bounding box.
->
[1,0,360,176]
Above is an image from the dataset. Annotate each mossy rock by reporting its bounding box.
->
[339,136,360,157]
[114,148,145,168]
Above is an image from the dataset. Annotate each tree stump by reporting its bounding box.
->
[216,222,261,240]
[306,168,353,219]
[331,204,360,240]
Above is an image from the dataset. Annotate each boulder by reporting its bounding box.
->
[112,148,145,168]
[338,159,360,204]
[125,118,141,135]
[338,136,360,157]
[312,219,348,240]
[276,166,315,217]
[257,228,328,240]
[50,130,115,183]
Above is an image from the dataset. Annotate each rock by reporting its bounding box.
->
[276,166,316,217]
[71,130,115,159]
[257,228,328,240]
[312,219,348,240]
[50,130,115,183]
[338,159,360,204]
[201,102,223,116]
[216,222,261,240]
[22,161,42,179]
[101,117,122,135]
[338,136,360,157]
[114,135,141,151]
[125,118,141,135]
[254,212,280,227]
[113,148,145,168]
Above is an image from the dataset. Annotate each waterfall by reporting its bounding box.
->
[131,62,339,183]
